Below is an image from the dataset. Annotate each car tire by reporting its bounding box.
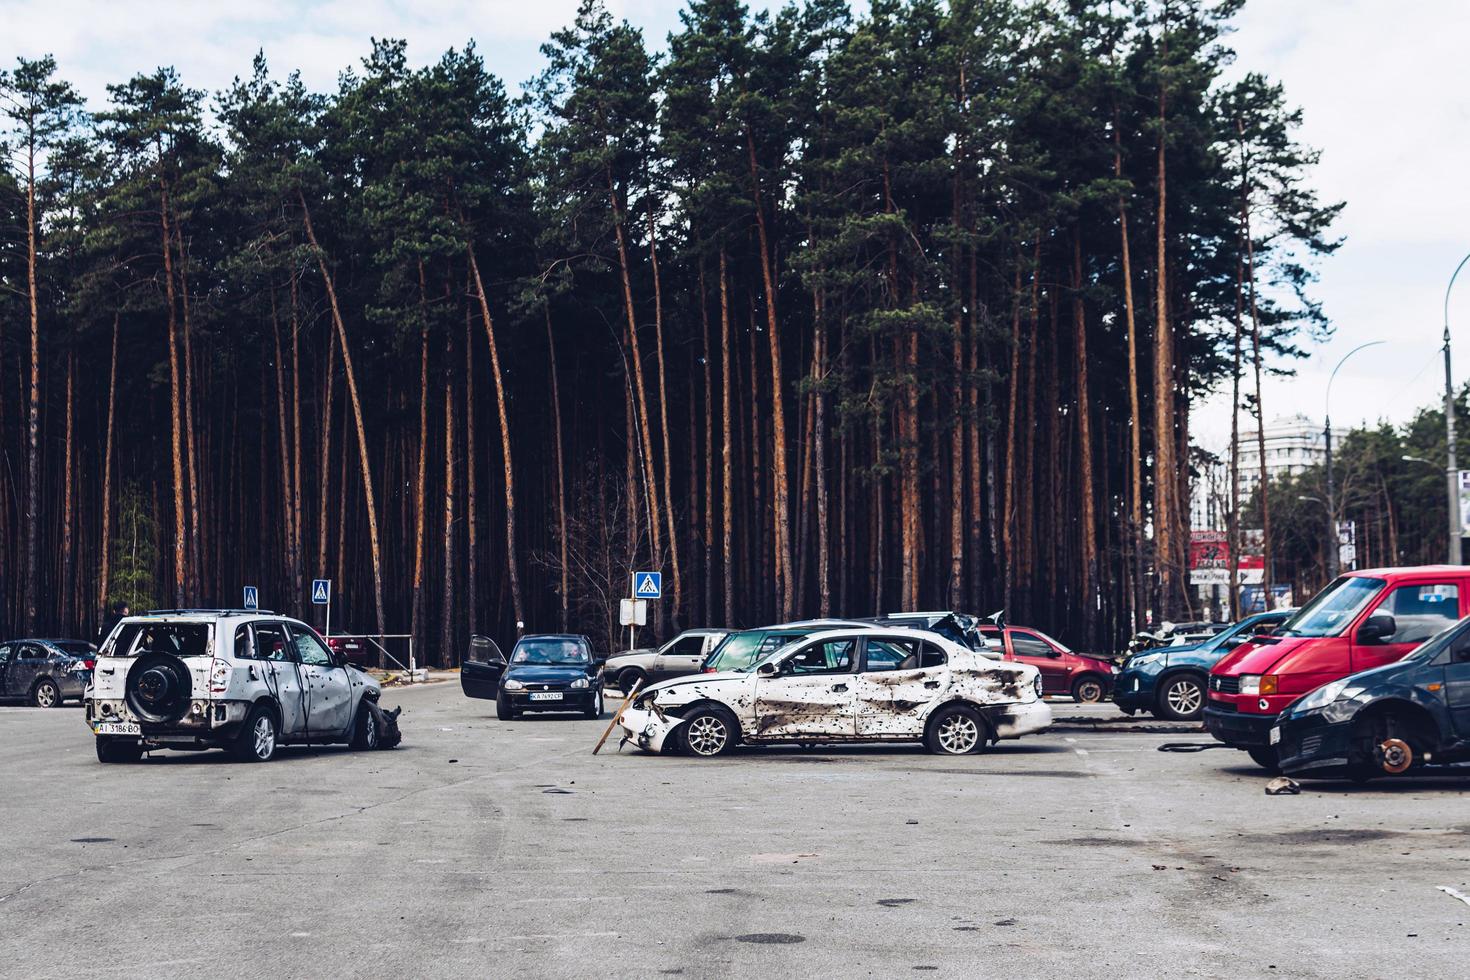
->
[925,704,989,755]
[1247,746,1280,773]
[619,669,647,697]
[1155,674,1206,722]
[584,686,604,720]
[1071,676,1105,704]
[32,679,60,708]
[232,704,279,762]
[678,706,738,757]
[96,737,143,764]
[496,693,517,721]
[350,702,380,750]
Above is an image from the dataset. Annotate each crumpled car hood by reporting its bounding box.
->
[639,670,748,698]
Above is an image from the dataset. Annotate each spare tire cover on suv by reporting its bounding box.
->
[126,651,193,724]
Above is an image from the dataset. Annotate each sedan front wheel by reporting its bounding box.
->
[679,707,736,757]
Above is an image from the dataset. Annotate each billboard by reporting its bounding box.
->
[1189,530,1230,586]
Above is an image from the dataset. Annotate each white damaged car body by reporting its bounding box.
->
[617,628,1051,757]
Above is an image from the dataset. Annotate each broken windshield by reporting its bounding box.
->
[106,623,214,658]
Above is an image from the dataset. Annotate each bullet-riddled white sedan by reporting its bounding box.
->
[616,627,1051,757]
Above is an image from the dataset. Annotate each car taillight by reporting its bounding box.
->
[703,667,716,673]
[209,658,231,694]
[84,659,95,670]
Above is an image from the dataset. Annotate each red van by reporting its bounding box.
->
[977,624,1117,703]
[1206,566,1470,768]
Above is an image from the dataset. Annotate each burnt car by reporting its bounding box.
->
[618,627,1050,757]
[0,639,96,707]
[1273,613,1470,780]
[462,633,605,721]
[603,628,729,694]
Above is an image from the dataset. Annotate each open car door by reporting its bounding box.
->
[461,635,507,700]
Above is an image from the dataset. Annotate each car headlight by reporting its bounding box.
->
[503,679,525,691]
[1032,674,1043,699]
[1238,674,1278,696]
[1129,652,1163,670]
[1295,679,1347,713]
[570,677,589,689]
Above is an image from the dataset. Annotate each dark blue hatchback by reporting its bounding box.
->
[1113,610,1292,720]
[496,634,604,721]
[1275,616,1470,780]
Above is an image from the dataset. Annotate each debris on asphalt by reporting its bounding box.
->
[1264,776,1301,795]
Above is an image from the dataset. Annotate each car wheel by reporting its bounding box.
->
[1071,676,1105,704]
[1156,675,1205,722]
[33,679,60,708]
[350,702,380,750]
[1246,746,1280,773]
[584,686,604,720]
[96,737,143,764]
[496,693,517,721]
[679,706,737,757]
[925,704,989,755]
[619,669,647,697]
[232,704,278,762]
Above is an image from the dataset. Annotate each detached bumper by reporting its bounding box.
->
[617,706,685,753]
[1203,702,1275,747]
[987,699,1052,739]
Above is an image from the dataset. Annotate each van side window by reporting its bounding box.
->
[1379,584,1460,644]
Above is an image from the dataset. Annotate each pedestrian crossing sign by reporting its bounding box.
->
[243,586,258,610]
[312,579,331,605]
[634,571,662,599]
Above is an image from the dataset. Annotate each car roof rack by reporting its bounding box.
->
[144,608,277,616]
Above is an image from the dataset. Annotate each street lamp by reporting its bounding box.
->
[1444,251,1470,564]
[1324,341,1384,578]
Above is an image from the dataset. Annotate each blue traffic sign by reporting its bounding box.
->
[312,579,332,605]
[634,571,662,599]
[242,586,259,610]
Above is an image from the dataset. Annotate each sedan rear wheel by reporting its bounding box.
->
[33,679,59,708]
[925,704,988,755]
[1071,676,1105,704]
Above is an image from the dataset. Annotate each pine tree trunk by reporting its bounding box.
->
[719,248,735,624]
[1240,147,1274,599]
[647,204,682,627]
[545,305,569,632]
[1228,258,1244,619]
[160,171,188,607]
[1072,236,1099,645]
[814,298,831,617]
[61,349,74,627]
[318,326,336,577]
[410,266,429,653]
[288,272,305,610]
[465,242,525,627]
[173,220,204,601]
[464,303,479,638]
[299,193,387,639]
[270,295,297,611]
[1002,263,1022,615]
[98,314,119,615]
[23,137,41,632]
[1153,72,1178,620]
[745,131,795,621]
[441,324,457,667]
[1113,105,1147,633]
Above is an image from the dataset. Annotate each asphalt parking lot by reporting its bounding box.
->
[4,684,1470,979]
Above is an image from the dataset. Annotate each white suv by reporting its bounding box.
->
[87,610,389,763]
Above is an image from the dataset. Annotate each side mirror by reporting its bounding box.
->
[757,661,779,677]
[1357,614,1396,645]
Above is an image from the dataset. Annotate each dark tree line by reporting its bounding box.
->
[0,0,1338,659]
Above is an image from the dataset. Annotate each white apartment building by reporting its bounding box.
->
[1236,413,1345,503]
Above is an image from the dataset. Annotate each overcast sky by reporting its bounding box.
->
[6,0,1469,452]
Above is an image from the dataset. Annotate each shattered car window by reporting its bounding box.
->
[786,639,855,675]
[865,639,918,671]
[111,624,213,658]
[706,631,800,673]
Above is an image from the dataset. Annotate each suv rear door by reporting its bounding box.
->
[250,621,307,736]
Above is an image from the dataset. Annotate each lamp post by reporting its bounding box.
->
[1324,341,1385,578]
[1445,252,1470,564]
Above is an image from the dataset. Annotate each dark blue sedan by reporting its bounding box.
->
[495,634,604,721]
[1113,610,1292,720]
